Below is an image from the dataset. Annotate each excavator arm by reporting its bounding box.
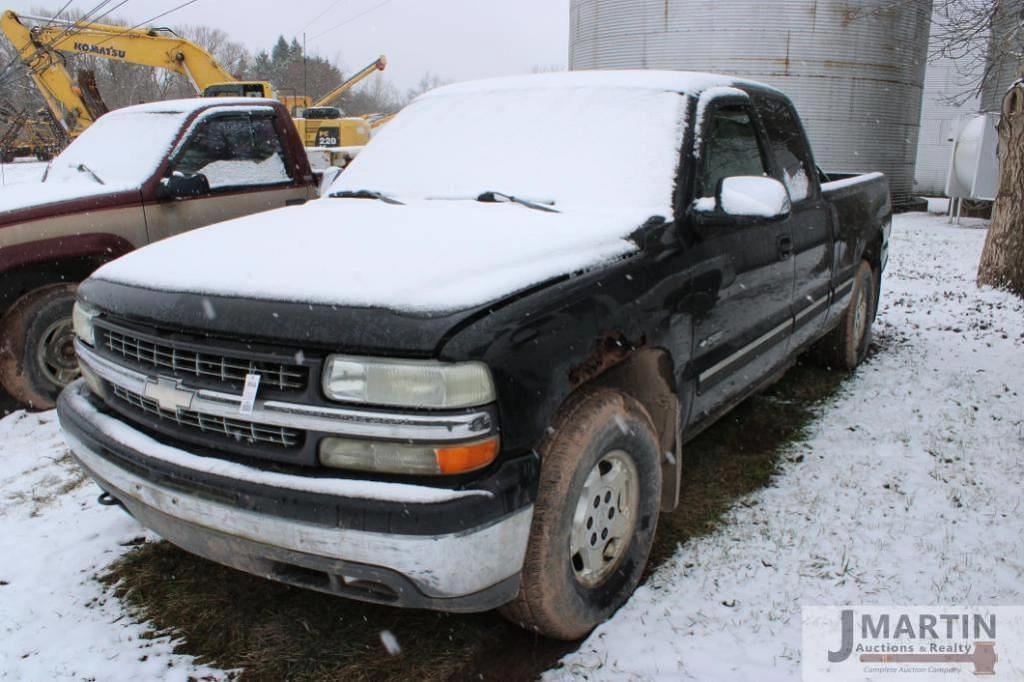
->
[1,10,98,135]
[1,11,273,137]
[6,12,237,89]
[312,55,387,109]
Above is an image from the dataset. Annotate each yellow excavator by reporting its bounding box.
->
[1,10,387,150]
[0,10,280,138]
[293,55,387,148]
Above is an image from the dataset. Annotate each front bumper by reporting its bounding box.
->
[57,381,534,612]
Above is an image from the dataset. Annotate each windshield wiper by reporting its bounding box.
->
[76,163,105,185]
[477,191,558,213]
[329,189,404,205]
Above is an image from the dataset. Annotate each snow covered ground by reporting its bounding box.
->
[553,213,1024,680]
[0,160,46,186]
[0,213,1019,679]
[0,411,227,680]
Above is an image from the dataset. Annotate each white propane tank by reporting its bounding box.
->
[945,113,1000,201]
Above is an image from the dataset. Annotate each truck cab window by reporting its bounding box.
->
[171,116,291,191]
[700,107,768,197]
[758,97,815,202]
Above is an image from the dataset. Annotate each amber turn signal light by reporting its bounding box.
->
[435,438,499,475]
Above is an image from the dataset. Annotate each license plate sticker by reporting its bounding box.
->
[240,373,261,415]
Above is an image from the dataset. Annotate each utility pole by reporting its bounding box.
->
[303,33,308,99]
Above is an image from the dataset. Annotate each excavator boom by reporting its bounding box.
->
[0,10,273,138]
[1,10,98,135]
[313,55,387,108]
[7,12,235,89]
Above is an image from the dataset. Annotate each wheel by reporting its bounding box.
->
[0,284,80,410]
[500,387,662,640]
[814,260,876,371]
[1,152,14,164]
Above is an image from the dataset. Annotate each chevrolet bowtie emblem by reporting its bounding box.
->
[143,376,196,412]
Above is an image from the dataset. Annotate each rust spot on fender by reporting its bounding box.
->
[569,333,644,387]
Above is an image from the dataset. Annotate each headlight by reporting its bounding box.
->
[319,436,499,476]
[72,301,100,346]
[322,355,495,409]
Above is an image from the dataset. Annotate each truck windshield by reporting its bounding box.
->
[46,110,190,188]
[330,84,687,215]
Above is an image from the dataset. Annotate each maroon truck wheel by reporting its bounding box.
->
[0,284,80,410]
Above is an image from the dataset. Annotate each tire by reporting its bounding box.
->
[0,284,80,410]
[814,260,876,371]
[500,387,662,640]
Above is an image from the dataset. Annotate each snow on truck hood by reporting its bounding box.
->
[92,198,647,313]
[97,72,777,312]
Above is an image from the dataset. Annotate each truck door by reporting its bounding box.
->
[688,102,796,419]
[756,95,832,350]
[144,113,309,243]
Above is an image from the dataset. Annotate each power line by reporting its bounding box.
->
[43,0,127,46]
[41,0,78,29]
[0,0,128,91]
[120,0,202,32]
[309,0,398,40]
[91,0,206,47]
[298,0,346,34]
[13,0,129,72]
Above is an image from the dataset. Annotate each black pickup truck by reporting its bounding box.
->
[58,72,890,640]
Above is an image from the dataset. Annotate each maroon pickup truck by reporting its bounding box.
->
[0,97,318,409]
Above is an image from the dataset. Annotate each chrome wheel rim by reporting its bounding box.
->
[570,449,639,588]
[853,286,869,347]
[36,317,79,387]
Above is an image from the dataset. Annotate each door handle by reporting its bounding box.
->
[777,235,794,260]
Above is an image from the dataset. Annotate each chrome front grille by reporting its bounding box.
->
[112,385,302,449]
[101,327,307,392]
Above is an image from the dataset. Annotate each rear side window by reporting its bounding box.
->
[172,115,292,190]
[700,107,768,197]
[758,98,815,202]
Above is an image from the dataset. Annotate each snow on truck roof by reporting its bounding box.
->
[113,97,280,115]
[423,70,780,99]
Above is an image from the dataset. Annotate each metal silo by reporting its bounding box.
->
[570,0,934,202]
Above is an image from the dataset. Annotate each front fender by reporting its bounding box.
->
[440,254,688,460]
[0,233,135,275]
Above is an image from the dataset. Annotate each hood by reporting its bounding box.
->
[0,180,139,227]
[92,198,648,314]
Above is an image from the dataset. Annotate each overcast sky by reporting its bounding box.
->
[6,0,570,91]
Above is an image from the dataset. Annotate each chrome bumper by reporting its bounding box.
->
[58,382,532,607]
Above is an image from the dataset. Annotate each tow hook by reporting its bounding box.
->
[97,491,123,508]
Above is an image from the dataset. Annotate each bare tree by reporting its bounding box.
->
[403,72,450,104]
[979,77,1024,294]
[343,76,402,115]
[932,0,1024,106]
[933,0,1024,295]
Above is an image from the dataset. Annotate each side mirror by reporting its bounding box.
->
[693,176,792,222]
[716,176,791,220]
[157,172,210,201]
[318,166,343,197]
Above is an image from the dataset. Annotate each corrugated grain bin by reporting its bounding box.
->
[570,0,933,202]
